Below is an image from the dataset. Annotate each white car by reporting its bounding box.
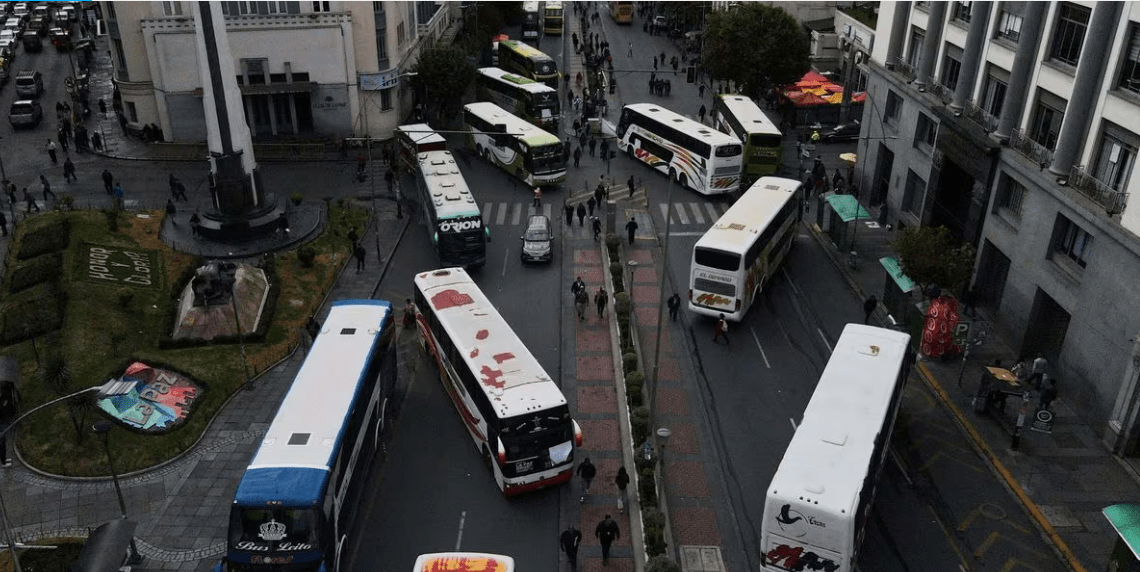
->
[0,29,15,52]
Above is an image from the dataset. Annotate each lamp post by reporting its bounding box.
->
[91,420,142,564]
[655,426,676,561]
[648,176,675,433]
[847,85,897,259]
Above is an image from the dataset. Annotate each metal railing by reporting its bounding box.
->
[928,80,954,104]
[1069,164,1130,215]
[963,100,998,132]
[891,56,917,82]
[1009,128,1055,169]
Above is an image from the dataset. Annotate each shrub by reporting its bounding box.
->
[297,246,317,267]
[647,555,679,572]
[8,252,63,293]
[0,283,67,344]
[630,405,649,448]
[103,209,119,232]
[291,192,304,206]
[639,466,658,508]
[55,194,76,211]
[117,288,134,308]
[614,291,632,315]
[605,232,621,251]
[17,218,71,260]
[643,507,668,557]
[625,371,645,407]
[622,352,638,374]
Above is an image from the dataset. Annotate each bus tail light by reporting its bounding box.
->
[735,299,742,312]
[687,289,692,301]
[573,420,583,447]
[496,438,507,464]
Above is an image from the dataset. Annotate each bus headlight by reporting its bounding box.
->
[573,420,583,447]
[497,437,507,464]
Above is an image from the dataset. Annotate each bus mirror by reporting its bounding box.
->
[686,66,696,84]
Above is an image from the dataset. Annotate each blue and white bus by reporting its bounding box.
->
[217,300,397,572]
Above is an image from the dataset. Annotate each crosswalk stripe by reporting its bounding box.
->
[511,203,523,226]
[690,202,705,224]
[544,204,552,218]
[483,203,493,223]
[705,203,720,222]
[496,202,508,225]
[659,203,669,224]
[674,203,690,225]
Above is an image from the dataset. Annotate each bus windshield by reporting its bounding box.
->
[500,405,574,459]
[715,144,743,157]
[533,91,559,113]
[228,507,321,552]
[439,228,485,259]
[528,142,564,174]
[694,247,740,271]
[751,134,782,147]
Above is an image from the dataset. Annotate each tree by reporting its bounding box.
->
[701,4,809,99]
[662,1,711,31]
[38,353,94,445]
[892,226,977,297]
[411,47,477,125]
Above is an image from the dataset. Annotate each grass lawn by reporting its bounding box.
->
[1,201,368,476]
[0,537,85,572]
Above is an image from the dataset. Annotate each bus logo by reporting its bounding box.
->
[440,219,484,232]
[258,519,287,541]
[695,293,732,307]
[775,504,807,537]
[765,543,838,572]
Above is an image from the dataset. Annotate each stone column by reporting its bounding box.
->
[950,2,992,114]
[885,2,912,70]
[914,2,947,92]
[994,2,1047,142]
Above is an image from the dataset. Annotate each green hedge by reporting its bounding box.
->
[8,252,63,294]
[0,282,68,344]
[16,218,70,260]
[626,371,644,407]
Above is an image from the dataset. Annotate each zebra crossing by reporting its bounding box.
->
[476,194,732,232]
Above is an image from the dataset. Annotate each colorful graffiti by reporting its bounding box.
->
[96,362,202,432]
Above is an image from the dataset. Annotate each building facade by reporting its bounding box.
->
[860,1,1140,455]
[100,1,460,143]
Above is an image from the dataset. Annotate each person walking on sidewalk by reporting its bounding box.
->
[591,216,602,242]
[63,157,77,183]
[587,195,597,217]
[713,313,730,344]
[571,276,586,298]
[560,526,582,572]
[354,244,366,273]
[627,175,635,198]
[533,187,542,209]
[595,515,620,564]
[577,457,596,502]
[625,216,638,245]
[595,181,606,207]
[576,202,587,227]
[46,140,57,164]
[1030,354,1048,390]
[1039,377,1058,411]
[668,293,681,321]
[863,295,877,324]
[574,146,582,168]
[113,182,125,210]
[595,286,608,317]
[40,175,56,202]
[588,137,597,157]
[565,201,575,226]
[698,104,707,124]
[575,287,589,321]
[102,169,114,195]
[614,466,630,513]
[23,188,39,213]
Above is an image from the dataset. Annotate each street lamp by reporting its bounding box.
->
[91,420,143,564]
[655,426,676,561]
[648,176,675,433]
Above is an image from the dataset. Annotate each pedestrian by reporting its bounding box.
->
[23,188,39,213]
[668,293,681,321]
[533,186,542,209]
[40,175,56,202]
[565,201,575,226]
[576,202,586,227]
[0,210,7,237]
[98,98,107,116]
[625,216,638,245]
[600,139,610,162]
[595,514,620,564]
[354,244,366,273]
[560,526,582,572]
[1030,354,1048,390]
[863,295,877,324]
[588,137,597,157]
[572,33,579,52]
[0,382,16,467]
[698,104,706,123]
[166,198,177,224]
[5,182,15,206]
[575,286,589,321]
[573,146,582,168]
[592,216,602,242]
[614,466,630,513]
[174,180,188,201]
[189,211,201,237]
[595,286,608,317]
[576,457,596,501]
[713,313,730,344]
[665,79,671,96]
[102,169,114,194]
[384,167,395,192]
[587,195,597,217]
[169,173,179,195]
[91,132,103,152]
[571,276,586,297]
[627,175,635,198]
[348,226,359,246]
[63,157,76,183]
[46,140,57,164]
[833,168,845,193]
[594,182,605,207]
[113,182,124,210]
[653,55,658,70]
[58,128,69,153]
[1039,376,1058,411]
[699,83,706,98]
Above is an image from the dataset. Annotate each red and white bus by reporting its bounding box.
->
[414,553,515,572]
[413,268,582,495]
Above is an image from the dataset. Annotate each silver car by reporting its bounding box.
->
[520,215,553,263]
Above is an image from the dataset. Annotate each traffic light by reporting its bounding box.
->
[686,66,696,84]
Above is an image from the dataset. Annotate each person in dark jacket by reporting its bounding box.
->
[576,457,596,502]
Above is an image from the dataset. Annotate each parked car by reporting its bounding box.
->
[18,28,36,50]
[0,28,14,51]
[14,69,42,98]
[8,99,42,128]
[520,214,554,263]
[822,120,862,143]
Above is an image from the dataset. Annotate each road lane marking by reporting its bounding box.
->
[690,203,705,224]
[496,202,507,225]
[674,203,689,225]
[455,510,467,550]
[782,267,800,296]
[790,417,797,430]
[511,203,522,226]
[658,203,669,224]
[502,248,509,277]
[705,203,719,222]
[668,232,705,237]
[750,327,770,368]
[483,203,493,224]
[817,328,832,352]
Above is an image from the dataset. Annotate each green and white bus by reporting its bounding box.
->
[463,101,566,188]
[476,67,561,132]
[712,94,784,186]
[543,0,564,35]
[497,39,559,90]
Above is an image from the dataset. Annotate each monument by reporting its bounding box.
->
[173,260,270,340]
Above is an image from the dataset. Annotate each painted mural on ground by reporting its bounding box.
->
[96,362,202,432]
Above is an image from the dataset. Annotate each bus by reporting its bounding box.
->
[543,0,563,35]
[220,300,397,572]
[760,324,913,572]
[413,267,582,495]
[395,123,448,173]
[521,1,542,40]
[414,553,515,572]
[497,39,559,90]
[712,94,784,185]
[476,67,561,132]
[688,177,802,321]
[463,101,566,188]
[609,0,634,23]
[415,150,489,268]
[617,103,744,195]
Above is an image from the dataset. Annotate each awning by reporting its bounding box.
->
[879,257,917,293]
[825,194,870,222]
[1105,504,1140,559]
[239,81,316,96]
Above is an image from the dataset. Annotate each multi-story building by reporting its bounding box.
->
[860,1,1140,455]
[100,1,460,143]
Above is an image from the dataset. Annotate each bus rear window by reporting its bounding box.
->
[750,134,781,147]
[694,247,740,271]
[715,144,742,157]
[229,507,320,551]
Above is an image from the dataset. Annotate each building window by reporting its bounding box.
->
[915,113,938,148]
[374,1,389,69]
[397,22,406,46]
[126,101,138,123]
[941,45,963,90]
[222,2,298,15]
[1119,24,1140,94]
[381,88,393,111]
[1049,3,1090,66]
[1051,214,1093,268]
[884,90,902,125]
[1028,90,1066,151]
[994,172,1026,217]
[981,71,1008,117]
[241,58,268,85]
[312,1,330,12]
[907,28,925,65]
[996,9,1023,42]
[1094,123,1139,192]
[952,1,972,23]
[162,2,183,16]
[902,169,927,216]
[292,72,309,82]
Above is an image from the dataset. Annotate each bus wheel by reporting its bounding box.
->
[475,144,483,158]
[678,172,688,188]
[668,167,677,182]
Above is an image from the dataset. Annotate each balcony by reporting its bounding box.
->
[928,79,953,105]
[1010,128,1055,170]
[962,101,998,133]
[891,56,917,82]
[1069,165,1130,215]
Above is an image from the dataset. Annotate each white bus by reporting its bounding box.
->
[413,553,515,572]
[760,324,913,572]
[688,177,803,321]
[415,150,489,268]
[395,123,448,173]
[413,267,582,495]
[521,0,542,39]
[476,67,561,132]
[617,103,744,195]
[463,101,566,187]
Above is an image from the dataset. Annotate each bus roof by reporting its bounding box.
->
[464,101,561,147]
[521,1,540,12]
[477,67,557,95]
[414,268,566,419]
[397,123,447,148]
[715,94,781,135]
[499,39,552,61]
[695,177,801,252]
[545,0,563,8]
[624,103,742,146]
[418,150,481,220]
[767,324,911,516]
[413,553,515,572]
[234,300,392,507]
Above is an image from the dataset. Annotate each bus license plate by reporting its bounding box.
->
[515,459,534,472]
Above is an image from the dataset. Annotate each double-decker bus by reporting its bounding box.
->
[609,0,634,23]
[463,101,566,188]
[617,103,743,195]
[415,149,489,268]
[497,39,559,90]
[760,324,913,572]
[414,553,515,572]
[413,267,582,495]
[476,67,561,132]
[395,123,447,173]
[521,1,542,40]
[219,300,397,572]
[543,0,563,35]
[712,94,784,185]
[688,177,802,321]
